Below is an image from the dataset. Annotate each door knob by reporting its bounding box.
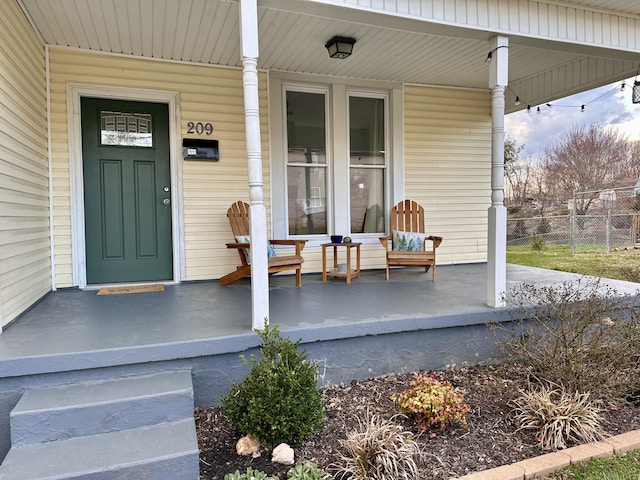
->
[163,198,171,206]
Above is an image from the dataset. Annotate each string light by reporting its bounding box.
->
[509,79,630,114]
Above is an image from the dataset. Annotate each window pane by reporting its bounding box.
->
[286,91,328,234]
[349,97,384,166]
[349,96,386,233]
[350,167,385,233]
[101,111,153,147]
[288,165,327,235]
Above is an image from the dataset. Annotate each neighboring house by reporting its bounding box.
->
[1,0,639,329]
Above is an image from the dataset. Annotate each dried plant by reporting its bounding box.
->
[511,382,604,451]
[331,413,420,480]
[491,278,640,399]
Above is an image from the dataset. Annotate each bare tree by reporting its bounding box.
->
[630,140,640,180]
[542,124,633,215]
[527,155,554,216]
[504,137,531,207]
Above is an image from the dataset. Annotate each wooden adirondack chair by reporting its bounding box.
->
[379,199,443,281]
[219,201,307,286]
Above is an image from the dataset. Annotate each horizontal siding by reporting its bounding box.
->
[0,0,48,327]
[404,85,491,265]
[48,48,270,285]
[48,52,492,285]
[326,0,640,51]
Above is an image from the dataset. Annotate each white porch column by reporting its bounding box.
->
[487,35,508,308]
[240,0,269,330]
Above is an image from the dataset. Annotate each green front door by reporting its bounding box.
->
[81,98,173,284]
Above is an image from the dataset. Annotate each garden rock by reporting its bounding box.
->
[271,443,294,465]
[236,434,262,457]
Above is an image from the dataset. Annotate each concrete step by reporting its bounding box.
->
[10,370,194,446]
[0,418,199,480]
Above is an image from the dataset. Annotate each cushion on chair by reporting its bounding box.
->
[392,230,425,252]
[235,235,277,264]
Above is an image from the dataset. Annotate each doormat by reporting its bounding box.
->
[96,284,165,295]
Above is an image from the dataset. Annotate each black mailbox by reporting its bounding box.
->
[182,138,219,161]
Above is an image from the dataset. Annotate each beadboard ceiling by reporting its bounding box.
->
[18,0,640,108]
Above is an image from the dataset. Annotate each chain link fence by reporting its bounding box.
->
[508,185,640,253]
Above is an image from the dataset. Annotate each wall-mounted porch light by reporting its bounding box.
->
[325,36,356,59]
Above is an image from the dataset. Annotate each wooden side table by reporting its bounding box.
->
[321,242,361,283]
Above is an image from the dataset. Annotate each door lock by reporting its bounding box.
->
[163,198,171,206]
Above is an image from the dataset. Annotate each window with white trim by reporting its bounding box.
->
[271,74,401,243]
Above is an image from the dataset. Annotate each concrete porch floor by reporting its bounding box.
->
[0,262,639,463]
[1,263,638,379]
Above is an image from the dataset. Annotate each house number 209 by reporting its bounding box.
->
[186,122,214,135]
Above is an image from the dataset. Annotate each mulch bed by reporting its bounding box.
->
[196,363,640,479]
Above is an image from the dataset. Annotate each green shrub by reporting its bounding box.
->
[287,461,332,480]
[492,279,640,399]
[224,467,277,480]
[513,219,528,239]
[511,382,603,450]
[531,235,545,254]
[508,206,522,216]
[332,413,419,480]
[536,217,551,234]
[221,321,324,447]
[392,372,470,432]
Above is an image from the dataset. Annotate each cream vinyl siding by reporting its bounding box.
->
[404,85,491,265]
[0,1,49,327]
[48,48,270,285]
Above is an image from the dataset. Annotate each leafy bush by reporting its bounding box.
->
[512,219,528,239]
[287,461,332,480]
[392,372,470,432]
[536,217,551,234]
[508,206,521,216]
[531,235,545,254]
[332,413,419,480]
[493,279,640,399]
[221,321,324,447]
[224,467,277,480]
[511,382,603,450]
[226,462,331,480]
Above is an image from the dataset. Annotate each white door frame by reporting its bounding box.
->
[67,83,185,288]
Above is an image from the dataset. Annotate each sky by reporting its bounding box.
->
[504,76,640,159]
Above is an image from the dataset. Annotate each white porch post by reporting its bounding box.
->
[239,0,269,330]
[487,35,508,308]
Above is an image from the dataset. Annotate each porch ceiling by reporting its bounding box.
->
[19,0,640,110]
